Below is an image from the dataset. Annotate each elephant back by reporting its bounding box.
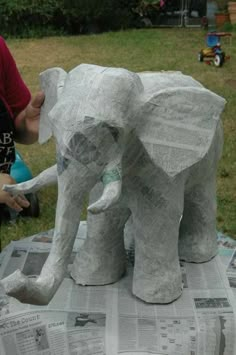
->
[138,71,204,94]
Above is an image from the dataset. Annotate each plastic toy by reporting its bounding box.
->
[198,32,232,67]
[11,151,34,183]
[9,151,40,219]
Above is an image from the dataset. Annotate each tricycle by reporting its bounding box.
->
[198,32,232,67]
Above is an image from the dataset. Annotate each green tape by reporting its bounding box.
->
[102,167,121,186]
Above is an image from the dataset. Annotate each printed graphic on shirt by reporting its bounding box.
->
[0,99,15,174]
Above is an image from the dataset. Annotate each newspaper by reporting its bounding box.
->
[0,223,236,355]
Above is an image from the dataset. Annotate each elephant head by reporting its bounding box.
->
[1,64,226,305]
[39,64,145,213]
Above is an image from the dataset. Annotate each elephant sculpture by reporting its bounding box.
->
[1,64,226,305]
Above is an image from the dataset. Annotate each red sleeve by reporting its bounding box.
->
[0,36,31,118]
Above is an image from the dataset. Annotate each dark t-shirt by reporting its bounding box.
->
[0,99,15,173]
[0,36,31,173]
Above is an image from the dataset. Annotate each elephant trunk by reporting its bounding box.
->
[0,163,93,305]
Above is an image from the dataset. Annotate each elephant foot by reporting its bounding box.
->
[132,267,183,304]
[178,232,218,263]
[71,247,127,286]
[0,269,63,305]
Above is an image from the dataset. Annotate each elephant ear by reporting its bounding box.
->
[39,67,67,144]
[136,87,226,176]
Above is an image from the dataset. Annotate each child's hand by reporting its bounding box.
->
[14,91,45,144]
[0,173,30,211]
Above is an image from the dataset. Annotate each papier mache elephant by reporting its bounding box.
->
[1,64,226,305]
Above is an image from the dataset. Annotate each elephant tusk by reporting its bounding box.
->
[3,164,57,196]
[87,180,122,214]
[88,166,122,214]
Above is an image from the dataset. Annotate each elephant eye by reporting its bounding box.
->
[57,152,69,175]
[107,126,119,141]
[84,115,95,126]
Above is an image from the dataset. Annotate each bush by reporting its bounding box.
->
[0,0,141,37]
[61,0,141,34]
[0,0,64,37]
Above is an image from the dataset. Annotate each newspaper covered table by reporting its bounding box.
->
[0,222,236,355]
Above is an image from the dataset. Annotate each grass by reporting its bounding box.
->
[1,28,236,248]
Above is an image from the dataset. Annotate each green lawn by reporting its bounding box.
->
[1,28,236,248]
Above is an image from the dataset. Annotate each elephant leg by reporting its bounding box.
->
[71,183,131,286]
[1,162,90,305]
[130,178,185,304]
[179,176,218,263]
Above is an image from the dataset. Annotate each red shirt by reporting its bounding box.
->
[0,36,31,173]
[0,36,31,119]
